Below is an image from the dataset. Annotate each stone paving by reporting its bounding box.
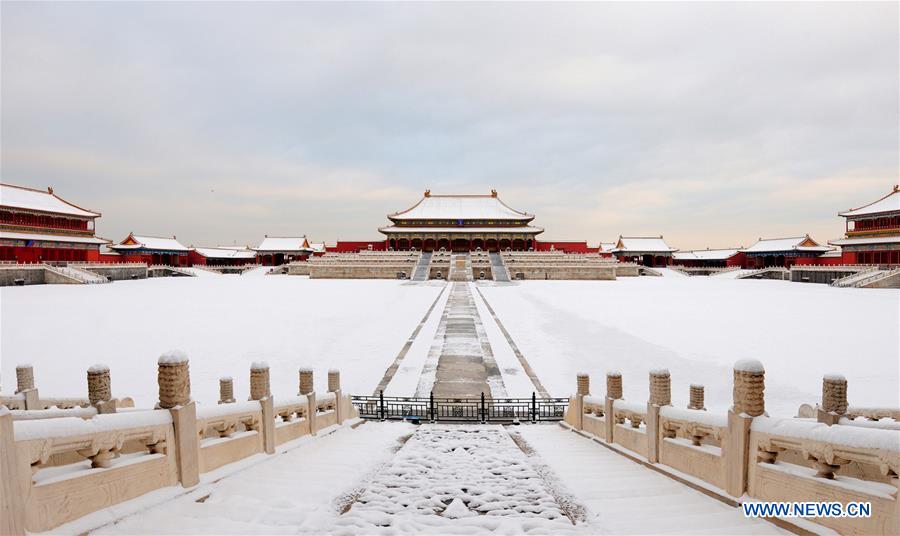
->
[416,282,506,399]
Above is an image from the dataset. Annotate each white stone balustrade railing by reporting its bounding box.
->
[562,367,900,535]
[0,357,359,535]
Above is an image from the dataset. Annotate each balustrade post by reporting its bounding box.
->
[688,384,706,411]
[307,391,318,436]
[298,368,314,396]
[647,369,671,463]
[606,371,621,443]
[531,392,536,423]
[817,374,847,426]
[87,364,116,414]
[15,364,39,410]
[379,389,385,421]
[219,376,235,404]
[430,391,436,423]
[725,359,765,498]
[480,392,486,424]
[328,369,341,392]
[0,408,26,536]
[157,351,199,488]
[249,362,270,401]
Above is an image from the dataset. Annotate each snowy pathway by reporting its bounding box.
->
[92,423,414,534]
[415,283,506,398]
[334,425,585,535]
[514,425,784,535]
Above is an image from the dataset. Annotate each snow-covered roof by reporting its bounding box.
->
[597,242,616,253]
[0,230,109,245]
[742,236,830,253]
[193,247,257,259]
[379,226,544,234]
[255,235,311,252]
[829,236,900,246]
[839,186,900,217]
[611,236,676,253]
[0,183,100,217]
[111,233,189,251]
[673,248,740,261]
[388,190,533,221]
[308,242,326,253]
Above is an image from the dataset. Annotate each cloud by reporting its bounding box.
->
[1,2,897,247]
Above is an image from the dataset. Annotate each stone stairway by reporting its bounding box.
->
[489,252,510,282]
[449,253,471,282]
[43,264,109,284]
[412,252,432,281]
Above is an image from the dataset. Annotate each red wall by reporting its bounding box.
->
[535,241,595,253]
[0,245,100,263]
[793,256,844,266]
[327,240,387,253]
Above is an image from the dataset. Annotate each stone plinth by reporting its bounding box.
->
[250,362,270,401]
[733,359,765,417]
[299,368,314,395]
[606,371,622,400]
[158,351,191,409]
[87,365,111,405]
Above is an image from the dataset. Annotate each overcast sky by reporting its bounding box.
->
[2,2,897,249]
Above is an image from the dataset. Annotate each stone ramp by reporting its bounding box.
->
[412,252,432,281]
[489,252,510,282]
[515,425,783,535]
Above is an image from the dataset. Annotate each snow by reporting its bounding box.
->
[250,361,269,370]
[335,425,584,534]
[734,359,765,373]
[674,249,740,261]
[14,410,172,441]
[114,235,189,251]
[1,278,443,407]
[752,416,900,453]
[823,373,846,381]
[193,247,256,259]
[389,193,532,221]
[91,422,414,535]
[0,183,99,217]
[612,237,676,253]
[659,406,727,428]
[516,425,782,534]
[196,400,262,420]
[742,237,829,253]
[477,278,899,417]
[158,350,189,365]
[88,364,110,373]
[839,187,900,217]
[255,236,309,252]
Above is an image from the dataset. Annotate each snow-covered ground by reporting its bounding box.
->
[1,277,443,406]
[478,278,899,416]
[2,276,896,417]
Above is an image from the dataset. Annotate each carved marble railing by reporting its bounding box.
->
[0,358,360,535]
[8,410,177,533]
[563,367,900,535]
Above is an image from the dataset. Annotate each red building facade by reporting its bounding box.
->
[109,233,190,265]
[830,186,900,265]
[0,183,108,263]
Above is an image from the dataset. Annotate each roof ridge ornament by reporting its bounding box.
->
[424,189,431,197]
[491,189,497,197]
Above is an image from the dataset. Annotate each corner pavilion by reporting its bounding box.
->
[379,190,543,252]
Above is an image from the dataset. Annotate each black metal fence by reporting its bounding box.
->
[351,392,568,423]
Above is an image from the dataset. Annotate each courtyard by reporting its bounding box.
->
[2,273,896,417]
